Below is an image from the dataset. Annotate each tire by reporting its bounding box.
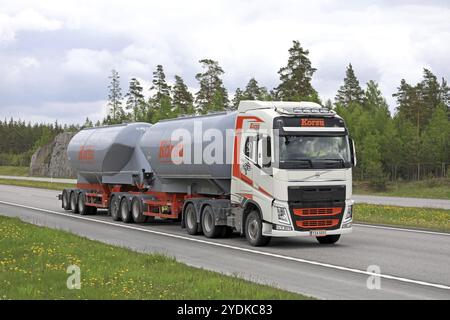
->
[131,197,146,223]
[110,196,121,221]
[120,198,132,223]
[316,235,341,244]
[201,205,224,238]
[221,226,233,238]
[245,210,271,246]
[77,192,89,215]
[184,203,199,235]
[62,190,71,210]
[70,191,79,214]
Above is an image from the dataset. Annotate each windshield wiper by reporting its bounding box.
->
[319,158,345,167]
[280,159,313,168]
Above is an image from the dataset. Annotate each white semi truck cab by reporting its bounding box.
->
[229,101,355,245]
[61,100,355,247]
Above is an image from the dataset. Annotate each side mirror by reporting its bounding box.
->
[349,138,357,167]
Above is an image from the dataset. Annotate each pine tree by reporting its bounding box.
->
[420,69,440,113]
[172,75,194,115]
[394,78,427,135]
[231,88,243,110]
[421,104,450,177]
[335,63,364,107]
[152,95,174,122]
[83,117,93,128]
[274,40,319,102]
[150,65,171,107]
[364,81,389,114]
[242,78,269,101]
[106,69,125,124]
[125,78,146,121]
[148,65,172,122]
[195,59,229,114]
[439,78,450,113]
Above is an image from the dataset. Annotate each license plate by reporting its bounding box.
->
[310,230,327,237]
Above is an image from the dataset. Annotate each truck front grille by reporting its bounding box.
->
[293,207,342,216]
[288,185,346,231]
[296,219,340,229]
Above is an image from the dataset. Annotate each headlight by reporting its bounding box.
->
[344,204,353,221]
[274,205,290,225]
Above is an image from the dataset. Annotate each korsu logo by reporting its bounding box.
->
[300,118,325,127]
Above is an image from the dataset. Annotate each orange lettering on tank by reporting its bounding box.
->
[78,146,95,161]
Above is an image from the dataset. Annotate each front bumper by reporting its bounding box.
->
[263,199,354,237]
[266,225,353,237]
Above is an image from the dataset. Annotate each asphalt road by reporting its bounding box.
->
[2,175,450,209]
[0,184,449,300]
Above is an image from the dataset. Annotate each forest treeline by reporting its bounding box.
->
[2,40,449,184]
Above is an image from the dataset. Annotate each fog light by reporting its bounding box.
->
[274,224,293,231]
[342,222,352,229]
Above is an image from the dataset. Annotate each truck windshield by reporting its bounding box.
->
[278,135,351,169]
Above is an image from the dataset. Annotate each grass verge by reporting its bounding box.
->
[354,204,450,232]
[353,179,450,200]
[0,178,74,191]
[0,216,308,300]
[0,166,29,176]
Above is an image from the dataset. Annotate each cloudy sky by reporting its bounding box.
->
[1,0,449,124]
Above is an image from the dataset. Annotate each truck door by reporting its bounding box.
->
[254,132,273,198]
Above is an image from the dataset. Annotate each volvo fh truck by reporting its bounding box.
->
[60,101,356,246]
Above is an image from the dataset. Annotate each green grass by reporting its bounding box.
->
[353,178,450,200]
[0,178,74,191]
[0,166,29,176]
[0,216,308,300]
[354,204,450,232]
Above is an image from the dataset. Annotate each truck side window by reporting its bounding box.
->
[258,135,271,168]
[244,137,253,159]
[264,136,271,167]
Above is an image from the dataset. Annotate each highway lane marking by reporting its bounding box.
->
[1,199,450,292]
[354,223,450,237]
[2,185,449,237]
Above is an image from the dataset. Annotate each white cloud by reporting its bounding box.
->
[0,9,62,43]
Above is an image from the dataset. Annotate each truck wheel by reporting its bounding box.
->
[245,211,271,246]
[110,196,121,221]
[131,197,146,223]
[120,198,132,223]
[77,192,88,215]
[201,205,224,238]
[316,235,341,244]
[184,203,199,235]
[70,191,79,214]
[62,190,71,210]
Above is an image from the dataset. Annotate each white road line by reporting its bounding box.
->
[1,199,450,292]
[354,223,450,237]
